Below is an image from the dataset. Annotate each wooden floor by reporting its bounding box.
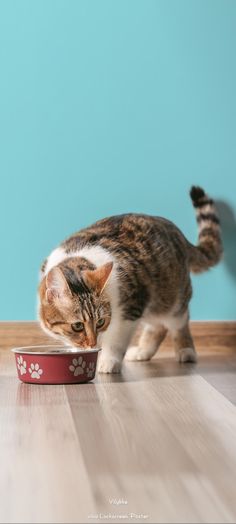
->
[1,322,236,523]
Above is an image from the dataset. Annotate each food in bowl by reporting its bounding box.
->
[12,345,101,384]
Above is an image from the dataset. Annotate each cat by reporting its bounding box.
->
[38,186,222,373]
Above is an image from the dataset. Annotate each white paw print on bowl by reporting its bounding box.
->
[28,363,43,379]
[69,357,86,377]
[86,362,95,378]
[17,355,27,376]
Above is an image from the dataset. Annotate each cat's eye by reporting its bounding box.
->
[96,318,105,329]
[71,321,84,333]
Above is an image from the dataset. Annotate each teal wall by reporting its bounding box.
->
[0,0,236,320]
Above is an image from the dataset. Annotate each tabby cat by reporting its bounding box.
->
[38,186,222,373]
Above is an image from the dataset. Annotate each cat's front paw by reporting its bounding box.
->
[97,356,121,374]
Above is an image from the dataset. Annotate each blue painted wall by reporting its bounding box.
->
[0,0,236,320]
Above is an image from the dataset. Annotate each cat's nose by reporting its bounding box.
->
[85,326,97,348]
[87,336,97,349]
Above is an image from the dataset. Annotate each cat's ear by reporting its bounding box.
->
[45,267,72,303]
[83,262,113,295]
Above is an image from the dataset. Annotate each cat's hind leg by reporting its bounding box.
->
[125,320,167,361]
[169,312,197,363]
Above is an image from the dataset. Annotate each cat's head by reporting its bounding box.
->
[38,261,113,349]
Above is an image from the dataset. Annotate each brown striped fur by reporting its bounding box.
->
[38,186,222,369]
[188,186,223,273]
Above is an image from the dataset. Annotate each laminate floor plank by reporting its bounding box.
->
[0,381,95,523]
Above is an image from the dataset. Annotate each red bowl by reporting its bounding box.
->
[12,345,101,384]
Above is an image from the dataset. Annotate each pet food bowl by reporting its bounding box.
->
[12,345,101,384]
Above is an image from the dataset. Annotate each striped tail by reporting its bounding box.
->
[188,186,223,274]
